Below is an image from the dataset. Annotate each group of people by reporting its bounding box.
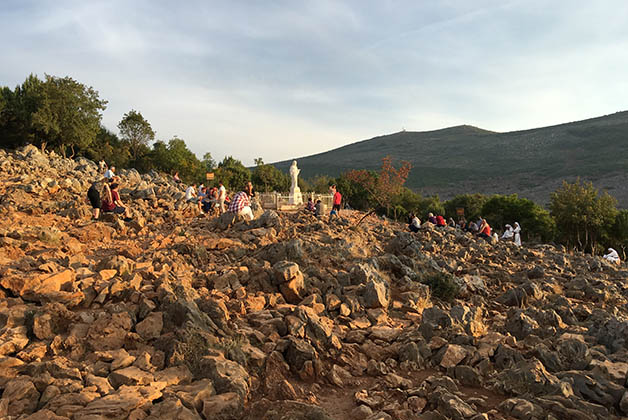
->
[304,184,343,220]
[87,164,131,220]
[408,212,522,246]
[184,180,255,221]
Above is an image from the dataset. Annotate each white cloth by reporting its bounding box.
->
[238,206,254,221]
[185,186,195,201]
[513,222,522,246]
[104,169,114,179]
[603,248,620,264]
[492,232,499,242]
[501,225,514,240]
[218,185,226,199]
[411,217,421,229]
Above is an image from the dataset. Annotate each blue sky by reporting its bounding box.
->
[2,0,627,165]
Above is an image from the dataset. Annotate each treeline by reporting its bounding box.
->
[1,74,626,255]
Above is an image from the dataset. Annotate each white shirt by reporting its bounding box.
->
[219,185,226,199]
[104,169,114,179]
[411,217,421,229]
[185,186,196,200]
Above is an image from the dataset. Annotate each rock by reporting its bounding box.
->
[496,287,528,307]
[273,261,305,304]
[438,344,468,368]
[504,309,539,340]
[202,392,242,420]
[198,355,250,400]
[135,312,163,340]
[108,366,155,388]
[1,377,39,416]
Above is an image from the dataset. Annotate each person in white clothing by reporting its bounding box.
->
[513,222,522,246]
[501,224,514,240]
[185,184,202,213]
[104,166,115,180]
[218,181,227,214]
[603,248,620,264]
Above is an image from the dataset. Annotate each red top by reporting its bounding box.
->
[481,223,491,236]
[333,191,342,205]
[436,215,446,226]
[101,190,120,211]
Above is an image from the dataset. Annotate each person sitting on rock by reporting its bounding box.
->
[101,183,131,218]
[603,248,620,264]
[228,189,253,221]
[458,218,467,230]
[305,197,316,213]
[87,179,104,219]
[314,199,323,218]
[173,171,181,183]
[501,224,514,241]
[477,218,492,239]
[185,183,203,213]
[408,213,421,233]
[436,215,446,227]
[447,217,456,228]
[427,213,437,224]
[104,166,116,180]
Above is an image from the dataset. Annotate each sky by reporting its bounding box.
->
[2,0,628,165]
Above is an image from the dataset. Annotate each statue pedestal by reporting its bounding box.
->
[289,187,303,205]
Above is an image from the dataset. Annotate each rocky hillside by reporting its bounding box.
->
[273,111,628,206]
[1,145,628,419]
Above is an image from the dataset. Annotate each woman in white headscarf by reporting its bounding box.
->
[603,248,620,264]
[513,222,522,246]
[501,224,514,240]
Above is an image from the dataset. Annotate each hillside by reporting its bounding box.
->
[1,146,628,419]
[273,111,628,206]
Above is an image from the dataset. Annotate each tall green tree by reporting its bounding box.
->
[31,74,107,157]
[214,156,251,190]
[202,152,217,172]
[252,164,289,192]
[481,194,555,242]
[444,194,488,223]
[0,74,46,149]
[117,110,155,163]
[86,126,131,169]
[550,179,618,252]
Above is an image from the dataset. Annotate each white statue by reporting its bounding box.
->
[289,160,303,205]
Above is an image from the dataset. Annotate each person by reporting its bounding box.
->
[427,213,437,224]
[330,185,342,214]
[246,181,255,198]
[228,189,253,221]
[87,179,103,219]
[408,213,421,233]
[218,181,227,214]
[306,197,316,213]
[492,232,499,242]
[104,166,116,180]
[467,221,478,233]
[603,248,621,264]
[185,184,203,213]
[477,218,492,239]
[501,224,514,241]
[198,183,205,195]
[173,172,181,183]
[98,160,107,173]
[436,215,446,227]
[458,218,467,230]
[448,217,456,228]
[314,199,323,218]
[513,222,522,246]
[101,183,131,218]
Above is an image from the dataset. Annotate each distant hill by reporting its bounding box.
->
[272,111,628,206]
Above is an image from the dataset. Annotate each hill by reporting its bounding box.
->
[273,111,628,206]
[1,146,628,418]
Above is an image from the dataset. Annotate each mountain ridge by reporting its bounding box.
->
[272,110,628,206]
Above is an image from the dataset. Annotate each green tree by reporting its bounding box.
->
[444,194,488,223]
[31,74,107,157]
[214,156,251,190]
[254,157,264,166]
[609,210,628,259]
[252,164,289,192]
[118,110,155,164]
[416,195,445,220]
[308,175,335,193]
[86,126,131,169]
[0,74,46,149]
[481,194,555,242]
[550,179,618,252]
[202,152,216,172]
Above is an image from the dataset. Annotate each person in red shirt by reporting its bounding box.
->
[330,184,342,214]
[477,218,491,239]
[101,183,131,218]
[436,215,446,227]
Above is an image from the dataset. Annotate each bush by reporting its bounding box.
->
[421,271,459,302]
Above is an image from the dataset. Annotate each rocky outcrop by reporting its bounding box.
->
[0,145,627,419]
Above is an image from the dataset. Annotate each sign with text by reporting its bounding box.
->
[206,172,214,181]
[456,207,465,216]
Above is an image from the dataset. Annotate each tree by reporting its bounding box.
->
[202,152,216,172]
[609,210,628,259]
[254,157,264,166]
[118,110,155,163]
[31,74,107,157]
[0,74,46,149]
[481,194,555,242]
[444,194,488,223]
[252,164,289,192]
[345,156,412,222]
[550,179,618,252]
[214,156,251,190]
[86,126,131,169]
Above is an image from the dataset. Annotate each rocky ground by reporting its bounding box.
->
[1,145,628,420]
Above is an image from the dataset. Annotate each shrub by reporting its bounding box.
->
[421,271,459,302]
